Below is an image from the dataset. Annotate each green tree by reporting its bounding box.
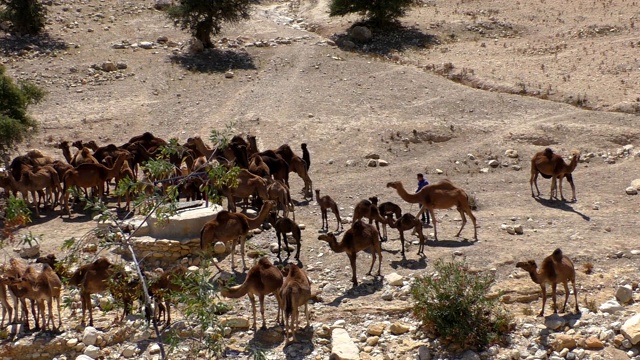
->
[0,64,44,163]
[167,0,253,49]
[329,0,419,24]
[0,0,47,35]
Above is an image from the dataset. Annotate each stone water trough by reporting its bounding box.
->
[102,202,223,267]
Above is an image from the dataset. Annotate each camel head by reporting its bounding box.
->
[368,196,379,205]
[515,260,538,273]
[36,254,57,267]
[317,233,337,244]
[72,140,84,150]
[57,141,69,149]
[386,181,401,189]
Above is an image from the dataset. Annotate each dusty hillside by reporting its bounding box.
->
[1,0,640,359]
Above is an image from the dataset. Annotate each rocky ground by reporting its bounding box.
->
[1,0,640,359]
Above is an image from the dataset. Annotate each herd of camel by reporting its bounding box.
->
[0,131,583,346]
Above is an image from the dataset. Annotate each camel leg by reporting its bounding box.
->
[561,281,570,313]
[566,174,577,202]
[367,247,376,276]
[165,299,172,326]
[530,170,540,197]
[538,284,546,317]
[552,283,558,314]
[230,238,237,270]
[86,293,95,327]
[455,208,467,238]
[429,209,438,241]
[274,290,283,325]
[348,254,358,286]
[240,235,247,271]
[282,231,291,259]
[56,296,61,330]
[248,293,257,330]
[376,244,382,276]
[334,210,342,232]
[550,176,557,200]
[416,223,425,256]
[305,303,310,327]
[558,176,566,201]
[571,279,579,312]
[47,298,54,331]
[399,230,406,258]
[259,294,267,330]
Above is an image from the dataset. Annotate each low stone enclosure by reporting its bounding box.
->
[102,202,223,268]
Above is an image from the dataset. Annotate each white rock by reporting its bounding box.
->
[331,328,360,360]
[366,159,377,167]
[599,299,624,314]
[435,169,443,174]
[82,327,100,346]
[488,159,500,168]
[331,319,346,329]
[467,154,476,160]
[378,159,389,167]
[213,241,226,254]
[513,224,524,235]
[84,345,101,359]
[625,187,638,195]
[75,356,93,360]
[631,179,640,190]
[121,344,137,358]
[139,41,153,49]
[616,285,633,304]
[67,338,79,348]
[505,149,519,158]
[149,343,161,354]
[621,313,640,344]
[386,272,404,286]
[479,168,489,173]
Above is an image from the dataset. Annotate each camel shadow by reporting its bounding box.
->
[534,197,590,221]
[332,21,440,56]
[426,239,476,248]
[169,48,256,73]
[326,277,384,307]
[0,32,68,56]
[390,256,428,270]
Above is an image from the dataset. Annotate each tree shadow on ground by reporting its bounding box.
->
[169,48,256,73]
[0,32,68,55]
[426,239,476,248]
[326,276,384,307]
[331,21,440,56]
[534,197,590,221]
[390,256,428,270]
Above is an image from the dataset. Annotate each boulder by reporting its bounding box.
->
[350,26,372,43]
[544,314,566,330]
[331,328,359,360]
[82,326,100,346]
[84,345,101,359]
[154,0,172,10]
[621,313,640,344]
[615,285,633,304]
[367,159,378,167]
[389,322,410,335]
[505,149,519,158]
[585,336,604,349]
[625,187,638,195]
[102,62,117,72]
[386,272,404,286]
[599,299,624,314]
[553,334,577,351]
[367,323,385,336]
[220,316,250,329]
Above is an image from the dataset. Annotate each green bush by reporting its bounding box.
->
[0,0,47,35]
[329,0,419,24]
[411,259,512,349]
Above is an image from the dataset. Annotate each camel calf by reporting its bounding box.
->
[281,263,311,344]
[8,263,62,331]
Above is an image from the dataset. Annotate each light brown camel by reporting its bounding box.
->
[224,169,269,212]
[189,136,239,166]
[288,156,313,198]
[7,263,62,331]
[200,201,276,271]
[317,220,382,286]
[315,189,342,233]
[267,179,294,221]
[385,212,426,257]
[0,281,11,328]
[71,147,99,167]
[530,148,580,202]
[2,258,30,327]
[248,154,270,178]
[280,263,311,344]
[516,248,579,317]
[386,180,478,241]
[2,166,61,217]
[62,153,129,215]
[267,211,302,260]
[219,257,283,330]
[149,265,187,326]
[352,197,388,241]
[72,140,99,151]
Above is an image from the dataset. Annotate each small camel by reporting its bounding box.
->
[200,201,275,271]
[315,189,343,233]
[219,257,283,330]
[7,263,62,331]
[281,263,311,344]
[386,180,477,241]
[317,220,382,286]
[385,212,426,257]
[224,169,269,212]
[267,211,302,261]
[267,179,294,221]
[530,148,580,202]
[516,248,579,317]
[352,197,388,241]
[148,265,187,326]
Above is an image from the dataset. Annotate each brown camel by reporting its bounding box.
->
[2,258,30,327]
[72,140,99,151]
[219,257,283,330]
[7,263,62,331]
[516,248,579,317]
[248,154,270,178]
[267,211,302,260]
[352,197,388,241]
[288,156,313,198]
[57,141,73,163]
[385,212,426,256]
[62,153,129,215]
[148,265,187,326]
[300,143,310,172]
[267,179,294,221]
[530,148,580,202]
[315,189,342,233]
[386,180,477,241]
[200,201,276,271]
[223,169,269,212]
[317,220,382,286]
[1,166,61,217]
[0,281,11,328]
[280,263,311,344]
[71,147,99,167]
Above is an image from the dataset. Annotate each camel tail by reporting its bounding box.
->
[283,287,293,317]
[544,148,554,159]
[552,248,563,262]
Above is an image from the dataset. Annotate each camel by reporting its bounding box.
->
[68,257,135,326]
[386,180,478,242]
[258,154,289,185]
[280,263,311,344]
[148,265,187,326]
[286,155,312,198]
[2,258,31,328]
[530,148,581,202]
[62,153,129,215]
[200,201,276,271]
[267,179,294,220]
[7,263,62,331]
[219,257,283,330]
[188,136,240,167]
[352,197,388,241]
[72,140,98,151]
[301,143,310,172]
[317,220,382,286]
[315,189,342,233]
[385,212,426,256]
[0,281,11,328]
[248,154,270,178]
[267,211,302,260]
[57,141,73,163]
[224,169,269,212]
[71,147,99,167]
[516,248,579,317]
[1,166,61,217]
[9,149,54,182]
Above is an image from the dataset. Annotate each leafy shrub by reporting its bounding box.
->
[411,259,512,349]
[0,0,47,35]
[329,0,420,25]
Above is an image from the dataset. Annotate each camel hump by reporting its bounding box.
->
[552,248,563,262]
[544,148,554,159]
[215,211,232,222]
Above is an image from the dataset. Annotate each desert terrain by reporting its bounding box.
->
[1,0,640,359]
